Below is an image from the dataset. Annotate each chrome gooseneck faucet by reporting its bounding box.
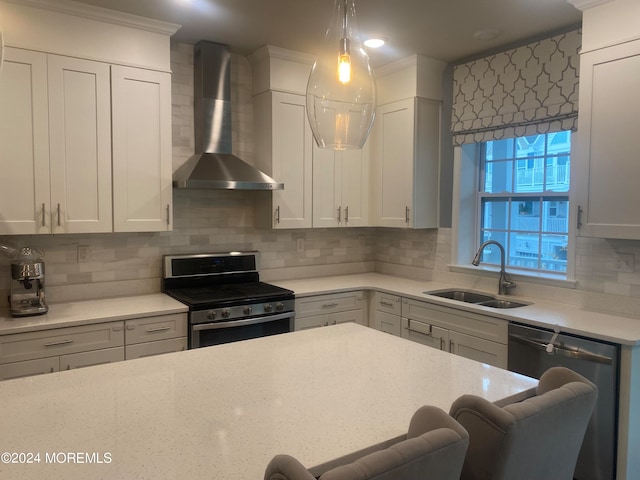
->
[472,240,516,295]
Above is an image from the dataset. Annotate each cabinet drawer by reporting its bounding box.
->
[402,299,507,344]
[0,357,59,381]
[125,337,187,360]
[60,347,124,371]
[296,291,365,317]
[0,321,124,364]
[125,313,188,345]
[373,291,402,315]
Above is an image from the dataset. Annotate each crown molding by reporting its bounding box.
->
[0,0,181,35]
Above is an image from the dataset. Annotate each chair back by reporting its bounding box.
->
[450,366,598,480]
[265,406,469,480]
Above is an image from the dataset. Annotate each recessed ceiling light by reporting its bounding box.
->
[364,37,387,49]
[473,28,501,41]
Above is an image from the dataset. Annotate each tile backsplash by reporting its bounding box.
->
[1,42,639,320]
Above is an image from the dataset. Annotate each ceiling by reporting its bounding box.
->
[70,0,582,66]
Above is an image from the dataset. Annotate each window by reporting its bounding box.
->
[477,132,570,273]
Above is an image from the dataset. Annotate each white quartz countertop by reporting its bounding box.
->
[271,273,640,346]
[0,323,536,480]
[0,294,188,335]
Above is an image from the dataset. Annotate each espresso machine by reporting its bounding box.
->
[8,247,49,317]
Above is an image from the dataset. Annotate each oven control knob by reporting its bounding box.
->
[221,308,231,318]
[207,310,217,320]
[243,306,252,315]
[276,303,284,312]
[264,303,273,313]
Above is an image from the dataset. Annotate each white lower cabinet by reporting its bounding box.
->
[124,314,188,360]
[0,322,125,381]
[370,292,403,336]
[400,298,508,368]
[0,313,188,380]
[295,291,367,331]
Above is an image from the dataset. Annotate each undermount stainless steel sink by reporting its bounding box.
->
[426,290,494,304]
[423,289,530,309]
[476,299,529,309]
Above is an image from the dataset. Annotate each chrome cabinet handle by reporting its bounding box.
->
[146,326,171,333]
[379,300,394,307]
[57,203,61,227]
[322,303,339,309]
[345,206,349,223]
[405,206,410,224]
[577,205,583,229]
[44,339,74,347]
[166,204,170,226]
[275,206,280,224]
[41,203,46,227]
[337,206,342,222]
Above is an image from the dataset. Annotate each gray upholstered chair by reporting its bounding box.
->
[449,366,598,480]
[264,405,469,480]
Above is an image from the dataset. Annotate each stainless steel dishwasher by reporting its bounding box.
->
[508,322,619,480]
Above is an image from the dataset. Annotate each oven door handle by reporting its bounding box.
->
[192,312,294,331]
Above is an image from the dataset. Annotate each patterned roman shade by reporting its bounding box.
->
[451,29,581,146]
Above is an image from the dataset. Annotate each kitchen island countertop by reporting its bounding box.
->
[0,323,536,480]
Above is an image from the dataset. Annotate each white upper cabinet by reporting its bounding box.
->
[0,1,177,235]
[250,46,315,229]
[48,55,113,234]
[371,97,441,228]
[370,55,445,229]
[574,39,640,239]
[254,90,313,229]
[0,48,50,235]
[313,143,370,228]
[111,66,173,232]
[0,49,112,234]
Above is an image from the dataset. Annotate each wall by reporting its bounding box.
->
[1,42,639,320]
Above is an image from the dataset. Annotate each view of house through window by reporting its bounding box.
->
[478,131,570,273]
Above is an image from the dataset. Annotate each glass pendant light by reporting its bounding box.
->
[306,0,376,150]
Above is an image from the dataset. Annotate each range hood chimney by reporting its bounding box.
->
[173,41,283,190]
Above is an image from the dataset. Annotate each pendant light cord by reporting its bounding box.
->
[0,27,4,74]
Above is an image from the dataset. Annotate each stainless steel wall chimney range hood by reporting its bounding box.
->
[173,41,283,190]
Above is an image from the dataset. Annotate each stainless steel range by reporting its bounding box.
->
[162,252,295,348]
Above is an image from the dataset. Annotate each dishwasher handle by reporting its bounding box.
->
[509,334,613,365]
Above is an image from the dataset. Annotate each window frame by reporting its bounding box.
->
[451,133,578,285]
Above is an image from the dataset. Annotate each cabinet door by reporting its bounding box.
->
[59,346,124,371]
[48,55,112,233]
[125,338,187,360]
[294,314,329,331]
[341,146,370,227]
[575,40,640,238]
[331,309,365,326]
[271,91,313,229]
[448,330,508,368]
[372,310,402,336]
[401,318,448,350]
[112,66,172,232]
[0,357,59,381]
[312,145,341,227]
[372,98,414,227]
[0,48,50,234]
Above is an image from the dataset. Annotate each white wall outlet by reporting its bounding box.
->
[615,253,635,273]
[295,237,304,252]
[77,245,90,263]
